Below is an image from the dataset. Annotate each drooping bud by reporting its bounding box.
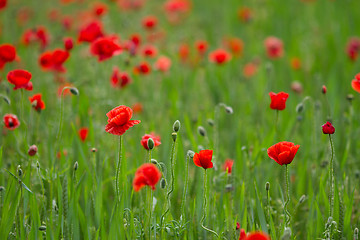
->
[171,132,177,142]
[299,195,306,203]
[265,182,270,191]
[207,119,214,126]
[354,228,359,240]
[322,85,327,94]
[91,148,97,153]
[147,138,154,150]
[28,145,38,156]
[160,178,166,189]
[187,150,195,158]
[74,161,78,171]
[296,103,304,113]
[1,95,10,105]
[0,186,5,192]
[346,94,354,102]
[70,87,79,96]
[17,165,23,178]
[39,226,47,231]
[197,126,207,137]
[150,159,159,165]
[173,120,180,132]
[225,106,233,114]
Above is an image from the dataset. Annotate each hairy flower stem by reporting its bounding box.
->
[201,170,219,238]
[147,186,153,239]
[160,133,177,230]
[329,134,334,217]
[284,164,291,228]
[275,110,279,138]
[214,105,220,162]
[180,153,190,220]
[115,135,123,203]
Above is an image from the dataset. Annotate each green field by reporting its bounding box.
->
[0,0,360,239]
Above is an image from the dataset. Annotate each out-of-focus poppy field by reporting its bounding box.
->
[0,0,360,239]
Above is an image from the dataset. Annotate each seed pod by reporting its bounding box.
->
[70,87,79,96]
[197,126,207,137]
[265,182,270,191]
[147,138,154,150]
[173,120,180,132]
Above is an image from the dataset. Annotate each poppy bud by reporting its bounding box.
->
[74,161,78,171]
[187,150,195,158]
[0,186,4,192]
[322,85,327,94]
[346,94,354,102]
[150,159,159,165]
[355,170,360,179]
[171,132,177,142]
[265,182,270,191]
[158,162,167,175]
[236,222,240,230]
[225,106,233,114]
[39,226,46,231]
[91,148,97,152]
[322,121,335,134]
[1,95,10,105]
[160,178,166,189]
[173,120,180,132]
[296,103,304,113]
[70,87,79,96]
[197,126,207,137]
[282,227,292,240]
[147,138,154,150]
[207,119,214,126]
[17,165,23,178]
[299,195,306,203]
[36,161,40,170]
[28,145,38,156]
[354,228,359,238]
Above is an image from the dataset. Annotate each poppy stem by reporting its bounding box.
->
[328,134,334,217]
[115,135,123,203]
[284,164,291,228]
[160,132,177,230]
[180,152,190,222]
[201,170,219,238]
[275,109,279,136]
[147,187,153,239]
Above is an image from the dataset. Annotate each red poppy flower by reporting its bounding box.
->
[193,150,214,169]
[93,2,108,17]
[178,43,190,62]
[105,105,140,135]
[7,69,33,91]
[90,36,122,61]
[195,40,208,55]
[267,141,300,166]
[237,7,252,22]
[63,37,74,51]
[322,121,335,134]
[141,133,161,150]
[243,62,258,78]
[0,44,16,69]
[154,56,171,72]
[290,57,301,70]
[269,91,289,111]
[142,15,158,30]
[141,44,158,58]
[3,114,20,130]
[224,37,244,57]
[78,127,89,142]
[29,93,45,112]
[264,36,283,59]
[164,0,190,13]
[39,49,70,72]
[110,67,132,88]
[78,20,104,43]
[351,73,360,93]
[134,61,151,74]
[130,34,141,47]
[0,0,7,10]
[35,26,50,49]
[133,163,161,191]
[346,37,360,61]
[245,232,270,240]
[208,48,232,65]
[322,85,327,94]
[239,229,247,240]
[132,103,143,114]
[223,159,234,174]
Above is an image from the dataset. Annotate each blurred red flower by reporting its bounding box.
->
[111,67,132,88]
[346,37,360,61]
[142,15,158,30]
[132,103,143,114]
[7,69,33,91]
[133,163,161,191]
[90,36,122,61]
[3,114,20,130]
[195,40,208,55]
[243,62,258,78]
[264,36,283,59]
[93,2,108,17]
[269,91,289,110]
[141,133,161,150]
[141,44,158,58]
[21,26,50,49]
[134,61,151,74]
[322,85,327,94]
[237,7,252,22]
[267,141,299,166]
[239,229,247,240]
[209,48,232,65]
[322,121,335,135]
[78,20,104,43]
[0,0,7,10]
[78,127,89,142]
[290,57,301,70]
[245,232,270,240]
[224,37,244,57]
[63,37,74,51]
[223,159,234,174]
[154,56,171,72]
[39,49,70,72]
[29,94,45,112]
[351,73,360,93]
[0,44,16,69]
[193,150,214,169]
[178,43,190,62]
[105,105,140,135]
